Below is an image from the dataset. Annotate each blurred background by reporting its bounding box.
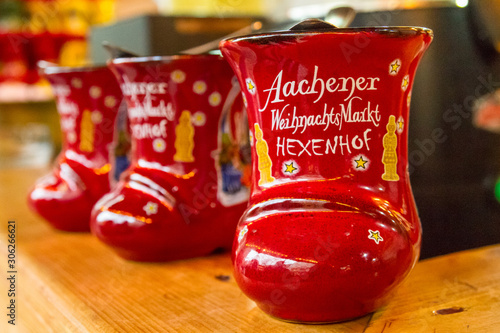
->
[0,0,499,258]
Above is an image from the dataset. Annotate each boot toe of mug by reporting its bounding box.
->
[28,172,93,232]
[90,180,232,262]
[233,208,416,323]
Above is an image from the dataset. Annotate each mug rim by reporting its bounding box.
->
[40,62,109,75]
[222,26,433,44]
[110,53,224,65]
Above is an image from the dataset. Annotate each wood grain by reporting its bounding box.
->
[0,168,499,332]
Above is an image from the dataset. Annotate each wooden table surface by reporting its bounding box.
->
[1,168,500,332]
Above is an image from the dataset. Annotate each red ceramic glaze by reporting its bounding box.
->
[28,65,123,231]
[220,21,433,323]
[90,55,251,262]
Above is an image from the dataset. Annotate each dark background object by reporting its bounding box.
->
[351,5,500,259]
[89,15,261,63]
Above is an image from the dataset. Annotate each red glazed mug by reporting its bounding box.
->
[220,19,433,323]
[28,64,124,231]
[90,54,251,261]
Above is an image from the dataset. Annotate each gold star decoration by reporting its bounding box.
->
[238,226,248,242]
[390,60,401,74]
[402,75,410,91]
[398,120,404,130]
[246,78,256,94]
[355,156,368,169]
[284,162,297,174]
[368,229,383,244]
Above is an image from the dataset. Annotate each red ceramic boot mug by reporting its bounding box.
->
[90,55,251,262]
[28,65,123,231]
[220,19,433,323]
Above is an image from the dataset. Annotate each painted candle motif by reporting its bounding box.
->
[174,110,195,162]
[80,110,95,152]
[382,115,399,181]
[254,123,275,186]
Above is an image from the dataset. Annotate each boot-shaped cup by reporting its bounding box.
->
[220,20,433,323]
[91,54,251,261]
[28,65,124,231]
